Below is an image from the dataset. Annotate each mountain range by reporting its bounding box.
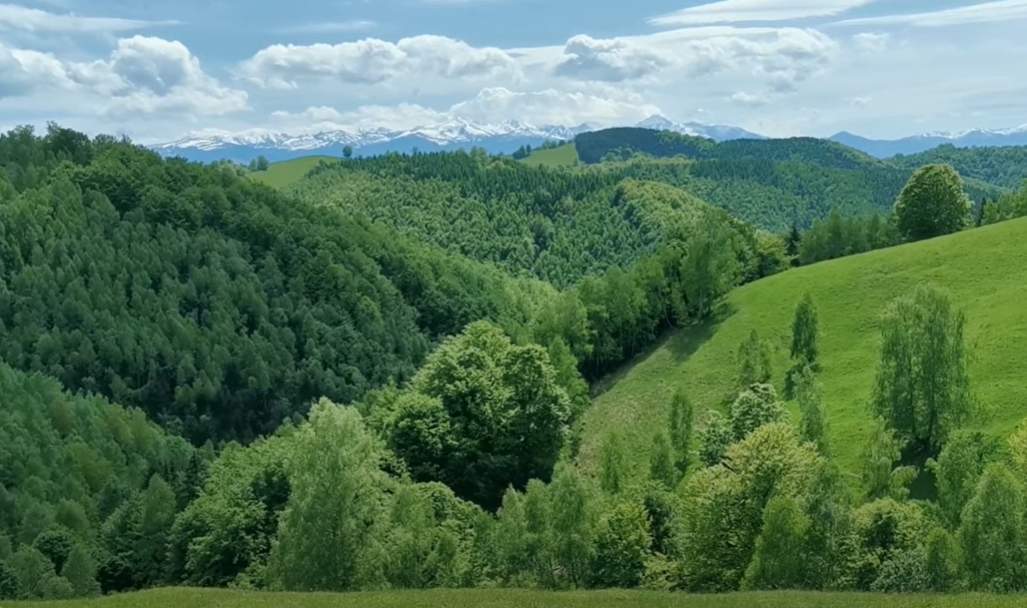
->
[153,115,1027,164]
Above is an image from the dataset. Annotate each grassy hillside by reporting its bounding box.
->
[250,156,336,188]
[580,217,1027,484]
[522,143,579,167]
[11,588,1027,608]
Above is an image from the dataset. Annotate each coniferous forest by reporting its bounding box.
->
[4,121,1027,606]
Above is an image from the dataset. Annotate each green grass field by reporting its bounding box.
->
[250,156,338,189]
[522,143,579,167]
[9,588,1027,608]
[579,217,1027,485]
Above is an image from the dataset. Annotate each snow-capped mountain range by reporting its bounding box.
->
[153,115,1027,164]
[153,115,763,164]
[830,125,1027,158]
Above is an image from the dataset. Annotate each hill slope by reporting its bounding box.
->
[250,156,335,188]
[579,218,1027,483]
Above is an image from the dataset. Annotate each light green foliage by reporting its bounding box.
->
[794,367,828,454]
[871,285,972,454]
[742,496,810,590]
[737,330,772,389]
[929,431,995,526]
[697,411,733,467]
[790,294,819,366]
[895,165,972,240]
[599,433,629,495]
[799,211,901,265]
[381,322,571,509]
[957,464,1027,591]
[581,217,1027,487]
[678,424,822,592]
[269,400,393,591]
[590,501,652,589]
[729,384,786,441]
[1006,420,1027,481]
[249,156,334,188]
[522,143,579,167]
[668,391,694,476]
[982,184,1027,225]
[925,528,962,592]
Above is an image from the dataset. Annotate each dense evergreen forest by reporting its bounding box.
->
[572,128,1006,231]
[4,124,1027,602]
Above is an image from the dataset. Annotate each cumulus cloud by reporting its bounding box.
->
[240,35,520,89]
[0,36,246,116]
[0,3,177,33]
[652,0,876,27]
[555,35,673,81]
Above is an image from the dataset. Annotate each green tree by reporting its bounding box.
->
[871,286,972,455]
[697,411,733,467]
[794,366,828,454]
[680,220,739,319]
[268,400,391,591]
[742,495,810,590]
[790,293,819,366]
[895,164,971,240]
[599,433,628,495]
[668,390,693,476]
[929,430,994,526]
[924,528,961,592]
[958,463,1027,591]
[649,432,677,490]
[861,417,904,500]
[729,384,785,441]
[737,330,772,388]
[61,544,100,597]
[386,322,572,509]
[590,501,652,588]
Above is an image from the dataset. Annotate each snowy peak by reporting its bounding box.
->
[634,114,765,142]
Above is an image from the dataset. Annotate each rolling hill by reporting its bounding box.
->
[578,217,1027,486]
[249,156,336,188]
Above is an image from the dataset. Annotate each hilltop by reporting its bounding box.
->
[579,217,1027,484]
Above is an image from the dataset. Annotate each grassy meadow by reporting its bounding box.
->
[9,588,1027,608]
[250,156,337,189]
[579,216,1027,484]
[522,143,579,167]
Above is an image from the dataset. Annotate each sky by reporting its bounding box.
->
[1,0,1026,143]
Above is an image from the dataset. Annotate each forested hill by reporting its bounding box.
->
[290,152,763,287]
[888,144,1027,190]
[569,128,1005,231]
[0,126,533,443]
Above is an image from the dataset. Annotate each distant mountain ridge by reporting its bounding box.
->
[153,115,766,164]
[831,126,1027,158]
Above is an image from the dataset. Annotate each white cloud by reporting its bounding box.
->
[240,35,520,89]
[852,32,889,52]
[0,3,177,33]
[278,20,376,35]
[449,86,661,126]
[555,35,674,81]
[0,36,246,117]
[730,91,770,106]
[652,0,876,27]
[833,0,1027,27]
[272,103,448,131]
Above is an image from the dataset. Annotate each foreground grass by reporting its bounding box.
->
[580,217,1027,483]
[10,588,1027,608]
[522,143,579,167]
[250,156,337,189]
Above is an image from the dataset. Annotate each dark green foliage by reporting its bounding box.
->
[794,367,829,455]
[590,501,652,589]
[895,165,972,240]
[930,431,995,526]
[376,322,572,509]
[61,544,100,598]
[799,211,901,265]
[871,286,972,454]
[981,182,1027,225]
[729,384,786,441]
[891,144,1027,190]
[0,127,526,443]
[742,496,810,590]
[648,433,677,490]
[697,411,733,467]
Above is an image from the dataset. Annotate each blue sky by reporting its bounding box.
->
[1,0,1026,142]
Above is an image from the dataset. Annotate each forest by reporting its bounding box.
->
[3,124,1027,602]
